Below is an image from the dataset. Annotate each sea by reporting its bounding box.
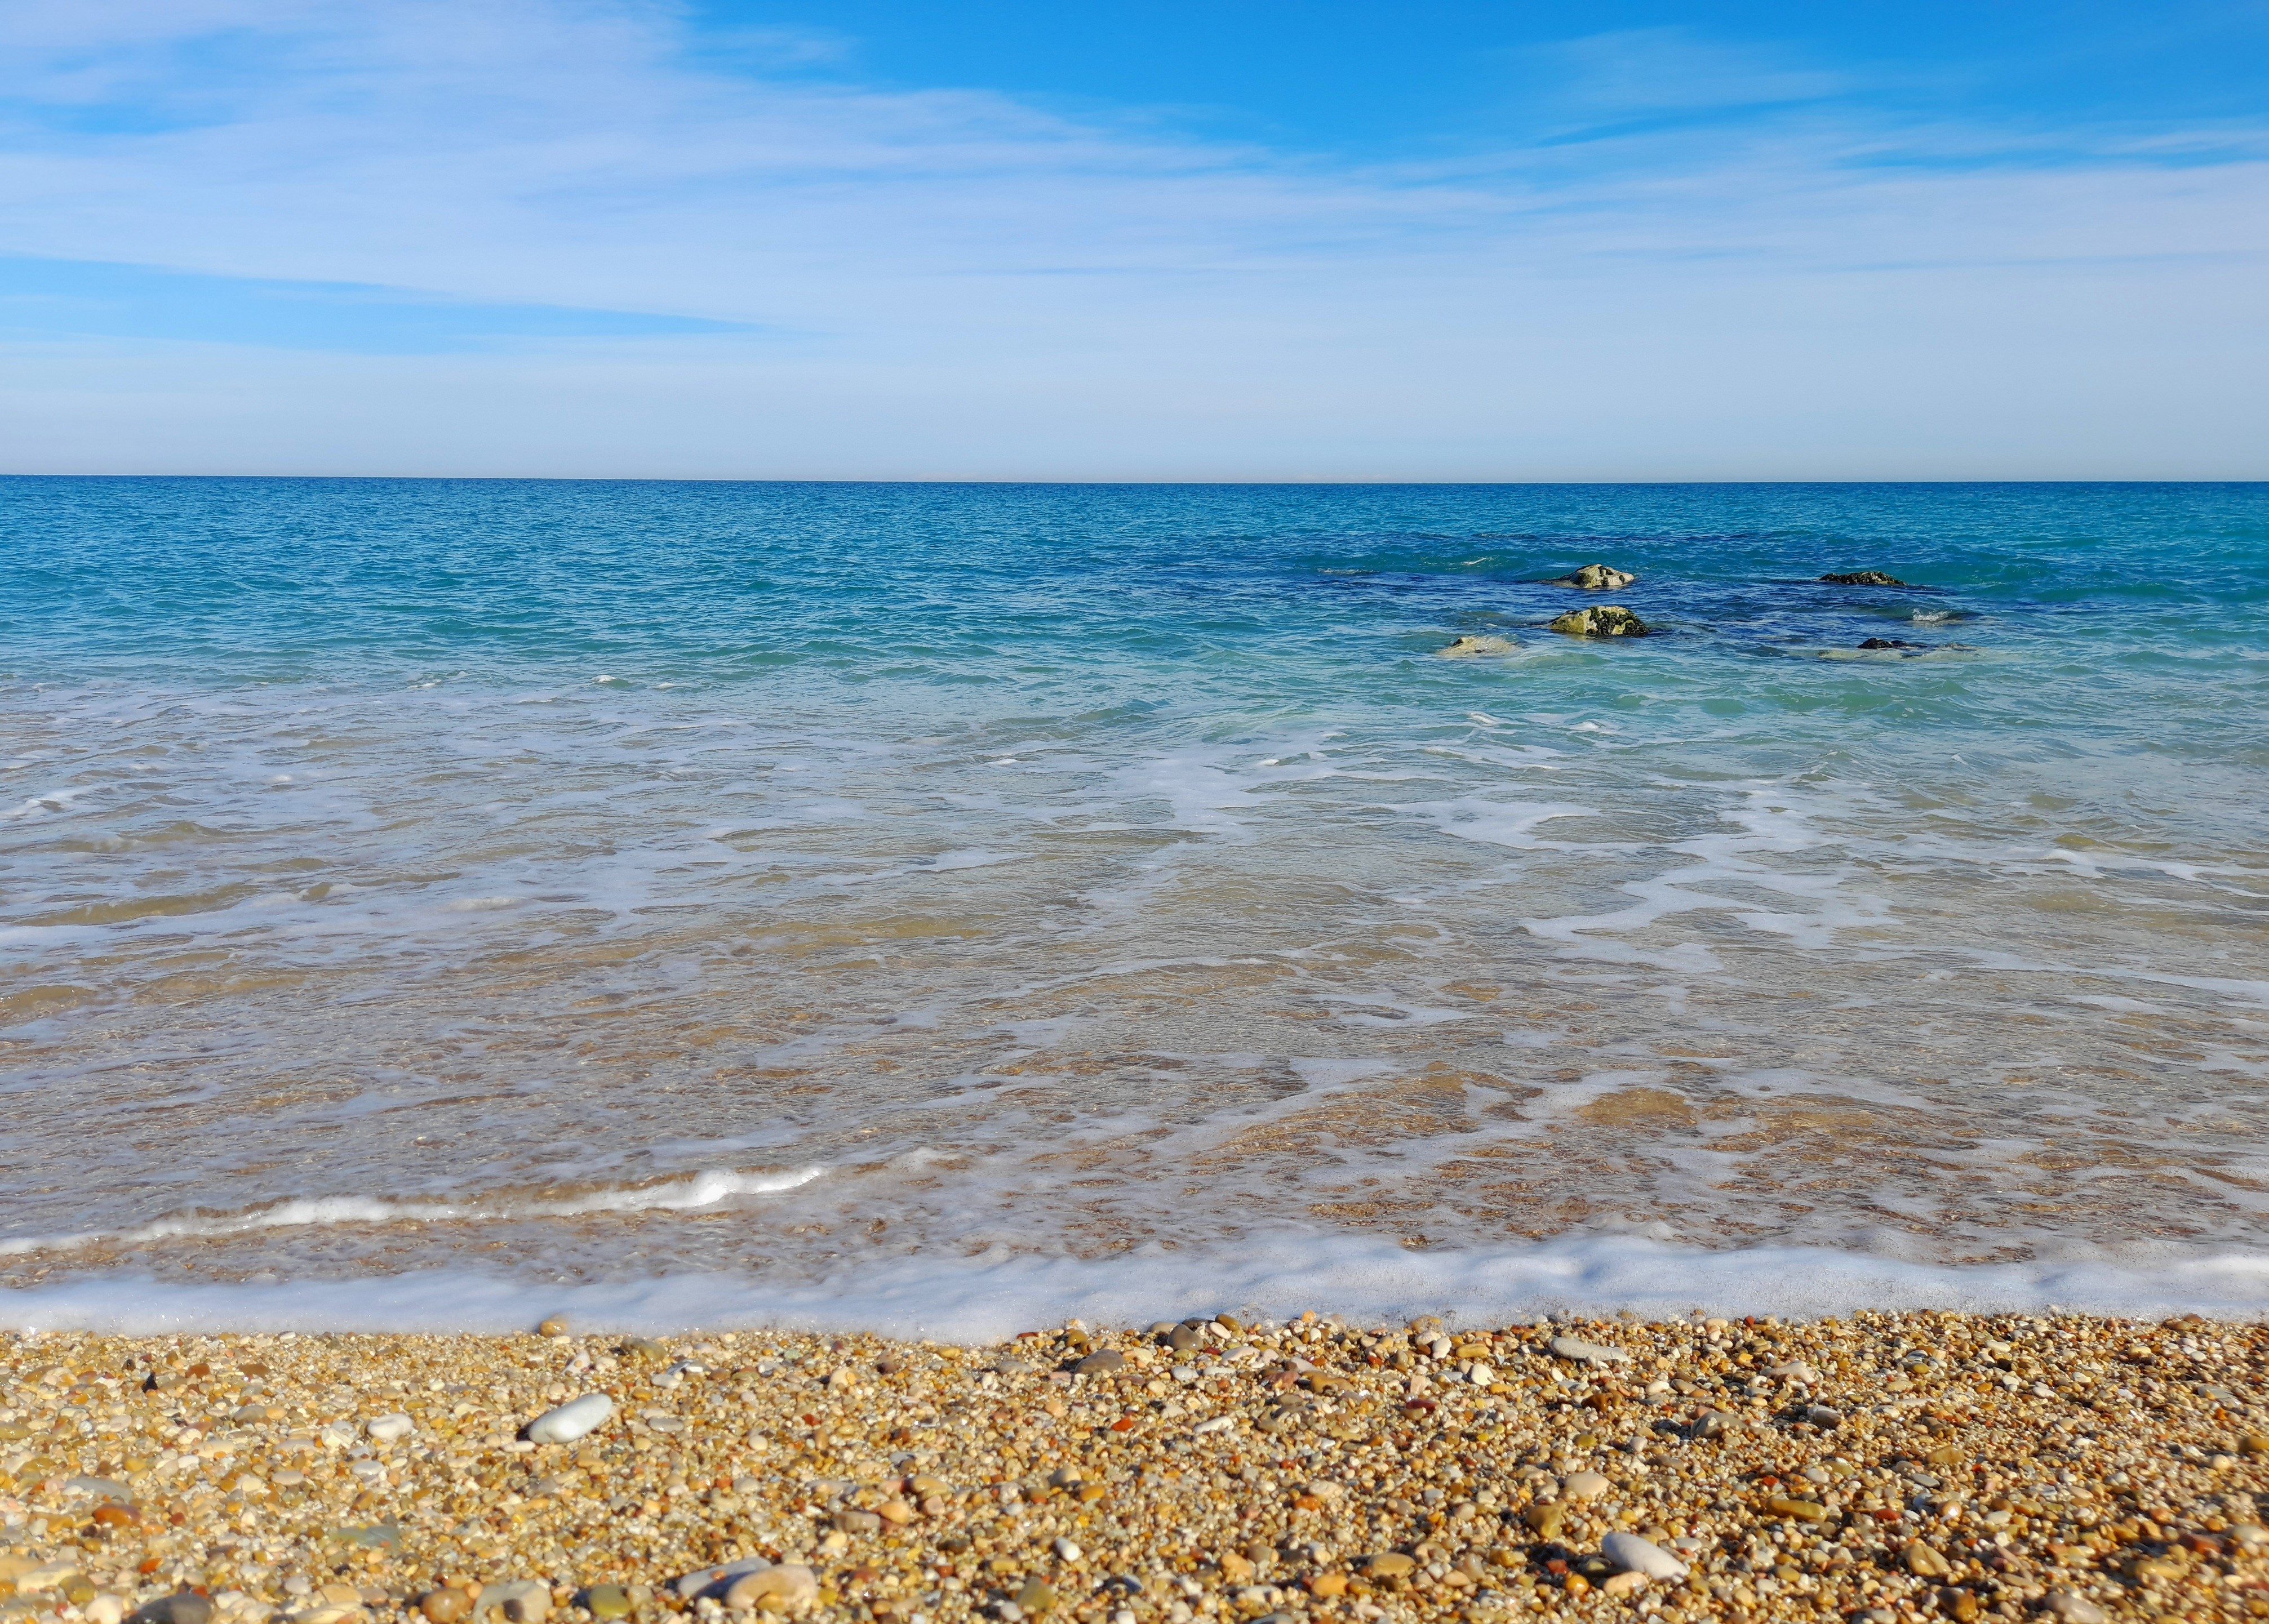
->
[3,478,2266,1337]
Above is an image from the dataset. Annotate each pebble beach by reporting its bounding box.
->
[4,1311,2266,1624]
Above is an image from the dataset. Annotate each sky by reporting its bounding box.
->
[0,0,2264,479]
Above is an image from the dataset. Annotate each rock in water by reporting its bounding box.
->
[1547,606,1648,638]
[1820,570,1908,586]
[1858,638,1920,649]
[525,1392,614,1444]
[1551,563,1637,589]
[1438,634,1517,657]
[1601,1533,1688,1579]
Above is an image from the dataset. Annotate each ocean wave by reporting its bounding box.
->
[0,1167,825,1258]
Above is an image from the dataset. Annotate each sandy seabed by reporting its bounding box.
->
[1,1310,2264,1624]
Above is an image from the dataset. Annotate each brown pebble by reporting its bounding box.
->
[421,1591,470,1623]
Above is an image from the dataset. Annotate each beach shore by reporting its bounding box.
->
[2,1310,2261,1624]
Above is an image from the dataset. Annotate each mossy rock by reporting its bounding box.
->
[1819,570,1907,586]
[1438,634,1517,657]
[1548,605,1648,638]
[1550,563,1637,589]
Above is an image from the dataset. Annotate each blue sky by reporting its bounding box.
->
[0,0,2263,478]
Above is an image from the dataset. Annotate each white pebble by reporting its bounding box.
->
[1601,1532,1688,1579]
[365,1413,415,1443]
[526,1392,615,1444]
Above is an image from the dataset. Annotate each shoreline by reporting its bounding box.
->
[1,1311,2262,1624]
[12,1234,2269,1341]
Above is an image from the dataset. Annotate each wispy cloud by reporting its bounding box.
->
[1518,27,1855,121]
[0,0,2262,477]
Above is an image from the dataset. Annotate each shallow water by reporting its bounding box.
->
[3,478,2266,1331]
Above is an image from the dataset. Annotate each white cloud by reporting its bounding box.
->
[0,0,2263,477]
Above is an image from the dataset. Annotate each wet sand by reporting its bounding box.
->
[3,1310,2264,1624]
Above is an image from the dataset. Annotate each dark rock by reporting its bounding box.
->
[1073,1349,1125,1376]
[1548,606,1648,638]
[1858,638,1920,650]
[1820,571,1908,586]
[137,1595,212,1624]
[1550,563,1637,590]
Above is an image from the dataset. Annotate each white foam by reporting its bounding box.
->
[10,1231,2269,1337]
[0,1168,824,1258]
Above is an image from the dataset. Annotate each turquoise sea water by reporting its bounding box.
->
[3,479,2267,1332]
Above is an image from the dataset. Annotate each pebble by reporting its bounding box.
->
[419,1590,470,1622]
[537,1316,569,1338]
[2043,1593,2107,1623]
[1073,1350,1125,1376]
[1520,1501,1566,1538]
[582,1587,630,1621]
[1902,1540,1953,1577]
[1560,1469,1609,1501]
[1546,1334,1630,1364]
[363,1412,414,1443]
[676,1558,772,1601]
[1600,1532,1686,1579]
[723,1565,816,1612]
[472,1581,549,1624]
[525,1391,614,1443]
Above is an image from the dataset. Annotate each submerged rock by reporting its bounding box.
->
[1858,637,1920,650]
[1548,606,1648,638]
[1438,634,1517,657]
[1551,563,1637,590]
[1820,570,1908,586]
